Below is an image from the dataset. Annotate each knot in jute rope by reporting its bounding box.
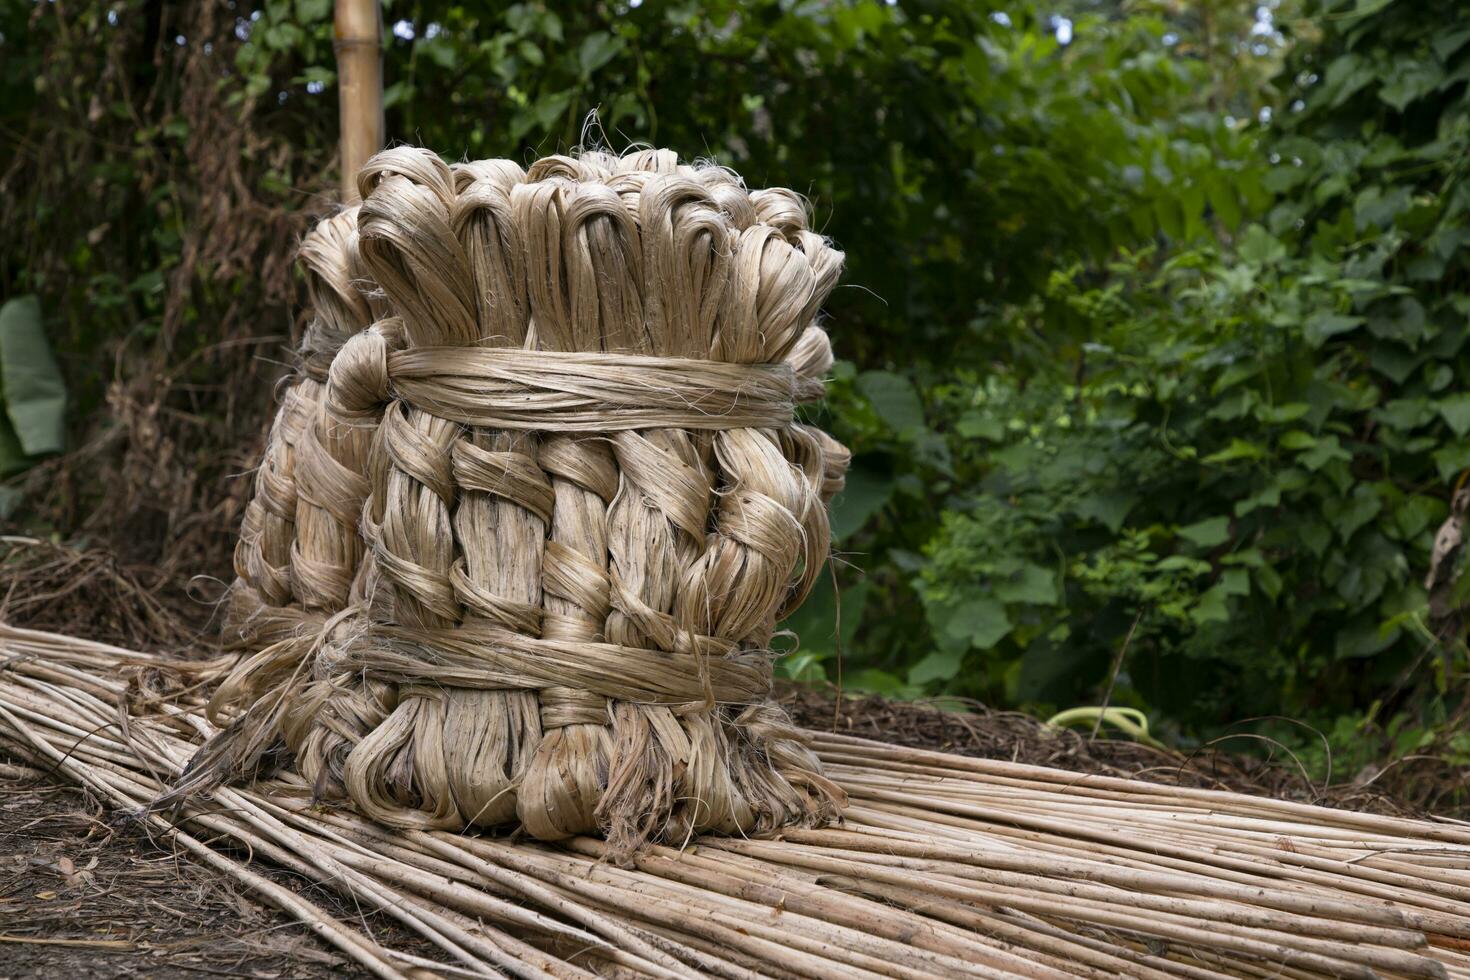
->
[196,144,852,855]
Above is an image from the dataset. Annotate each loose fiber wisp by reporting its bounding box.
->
[195,145,852,853]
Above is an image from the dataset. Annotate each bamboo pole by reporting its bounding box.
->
[334,0,384,202]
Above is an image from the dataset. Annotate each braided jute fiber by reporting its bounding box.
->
[186,145,852,855]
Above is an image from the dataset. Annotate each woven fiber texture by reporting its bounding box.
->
[202,145,851,852]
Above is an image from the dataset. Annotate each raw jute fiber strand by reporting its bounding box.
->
[196,145,852,852]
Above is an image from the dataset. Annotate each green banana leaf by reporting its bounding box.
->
[0,294,66,475]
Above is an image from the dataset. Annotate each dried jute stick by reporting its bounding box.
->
[188,145,851,854]
[5,624,1470,979]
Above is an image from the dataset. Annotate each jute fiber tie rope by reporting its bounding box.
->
[187,144,851,855]
[385,347,801,429]
[340,622,766,704]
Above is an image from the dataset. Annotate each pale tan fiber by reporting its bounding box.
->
[197,145,850,851]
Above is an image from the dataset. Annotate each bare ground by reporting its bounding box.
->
[0,765,437,979]
[778,685,1438,815]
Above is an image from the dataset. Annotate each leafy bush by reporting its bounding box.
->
[804,0,1470,774]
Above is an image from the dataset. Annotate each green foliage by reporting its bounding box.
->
[778,0,1286,694]
[816,0,1470,773]
[232,0,1282,373]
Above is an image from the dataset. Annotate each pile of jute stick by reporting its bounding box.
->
[4,624,1470,979]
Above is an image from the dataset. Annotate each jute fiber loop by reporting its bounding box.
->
[325,317,402,418]
[193,144,851,855]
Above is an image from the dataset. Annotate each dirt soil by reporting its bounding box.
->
[780,685,1428,815]
[0,766,439,979]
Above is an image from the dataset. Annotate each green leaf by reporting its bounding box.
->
[1300,434,1352,471]
[0,409,29,477]
[1379,58,1443,112]
[829,464,893,541]
[1190,584,1231,625]
[1394,496,1445,541]
[1220,568,1251,596]
[262,22,305,52]
[1157,555,1212,575]
[1235,482,1282,517]
[1432,442,1470,481]
[422,38,459,71]
[1303,312,1364,346]
[994,563,1058,605]
[517,40,545,67]
[1437,394,1470,437]
[1432,25,1470,61]
[1236,224,1286,264]
[1335,618,1399,659]
[529,90,573,132]
[1154,196,1184,240]
[1181,183,1207,241]
[1377,398,1434,430]
[294,66,335,86]
[938,597,1012,650]
[779,649,828,684]
[857,370,925,434]
[1318,53,1373,109]
[1426,363,1454,393]
[956,411,1005,441]
[1256,563,1284,601]
[1299,520,1333,557]
[1203,438,1265,464]
[848,668,920,699]
[1323,485,1382,542]
[382,81,413,109]
[1205,176,1242,230]
[1355,186,1413,232]
[0,296,66,457]
[783,574,868,659]
[1257,402,1310,424]
[1368,344,1421,384]
[578,32,625,76]
[1365,296,1427,345]
[908,649,966,686]
[1178,516,1231,548]
[1221,548,1264,568]
[1073,491,1137,532]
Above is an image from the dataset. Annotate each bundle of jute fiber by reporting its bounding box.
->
[191,145,851,852]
